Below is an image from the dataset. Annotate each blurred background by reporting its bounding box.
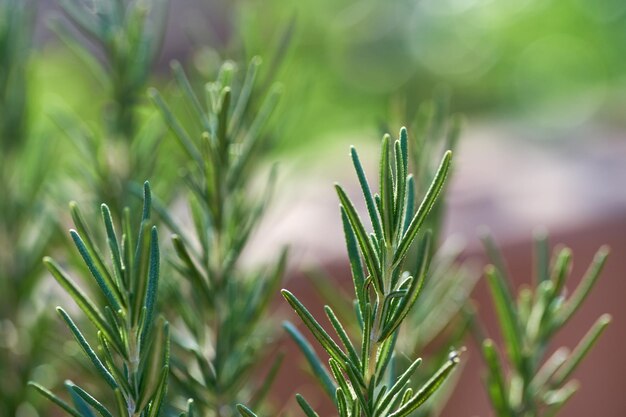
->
[3,0,626,415]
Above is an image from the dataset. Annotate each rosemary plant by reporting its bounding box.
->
[29,183,171,417]
[52,0,170,213]
[150,58,287,416]
[0,1,61,414]
[276,128,461,417]
[479,232,611,417]
[305,99,476,417]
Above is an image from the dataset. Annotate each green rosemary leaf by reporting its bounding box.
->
[68,384,95,416]
[43,257,123,354]
[373,385,389,413]
[296,394,321,417]
[283,321,337,399]
[531,347,570,391]
[552,314,611,387]
[400,388,413,407]
[351,146,383,241]
[336,184,382,292]
[101,204,124,293]
[170,60,211,131]
[149,87,203,167]
[377,356,423,416]
[217,87,231,164]
[392,139,406,240]
[526,280,553,344]
[138,320,170,410]
[98,334,133,397]
[402,175,415,235]
[282,290,350,365]
[147,366,169,417]
[543,380,579,417]
[482,340,510,417]
[557,246,609,326]
[122,207,134,286]
[336,388,349,417]
[388,353,460,417]
[141,226,160,344]
[227,85,282,189]
[399,127,408,178]
[131,222,152,326]
[484,265,524,371]
[70,230,123,312]
[66,381,114,417]
[329,358,355,402]
[393,150,451,267]
[343,363,369,412]
[379,134,394,245]
[361,302,373,376]
[56,307,118,390]
[236,404,259,417]
[28,382,82,417]
[550,248,572,298]
[229,56,261,135]
[141,181,152,222]
[378,233,431,342]
[113,388,126,416]
[325,305,361,368]
[69,203,111,271]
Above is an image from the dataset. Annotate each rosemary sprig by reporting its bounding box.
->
[273,128,461,417]
[150,58,286,416]
[479,231,611,417]
[29,182,171,417]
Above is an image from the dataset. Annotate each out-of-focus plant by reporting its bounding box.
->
[0,1,61,415]
[273,127,461,417]
[479,232,611,417]
[52,0,170,213]
[149,58,287,416]
[30,182,172,417]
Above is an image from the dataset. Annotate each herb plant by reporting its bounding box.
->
[276,128,461,417]
[150,58,287,416]
[29,183,171,417]
[479,232,611,417]
[52,0,170,213]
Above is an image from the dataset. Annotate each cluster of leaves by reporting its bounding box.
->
[30,183,171,417]
[276,128,461,417]
[150,58,287,416]
[52,0,170,213]
[480,232,611,417]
